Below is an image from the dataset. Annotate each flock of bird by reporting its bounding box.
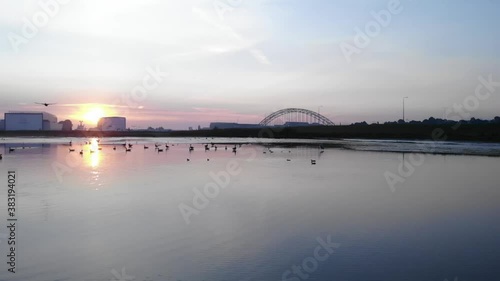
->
[1,146,28,159]
[63,140,245,162]
[1,140,324,165]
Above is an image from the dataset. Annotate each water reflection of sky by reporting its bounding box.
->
[0,139,499,281]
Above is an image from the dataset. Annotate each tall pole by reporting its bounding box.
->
[403,97,408,122]
[318,106,323,124]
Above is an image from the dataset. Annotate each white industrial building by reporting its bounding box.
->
[97,117,126,131]
[4,111,61,131]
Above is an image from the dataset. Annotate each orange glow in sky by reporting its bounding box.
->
[73,105,114,127]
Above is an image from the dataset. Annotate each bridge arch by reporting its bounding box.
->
[259,108,334,126]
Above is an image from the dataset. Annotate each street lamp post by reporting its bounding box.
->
[403,97,408,122]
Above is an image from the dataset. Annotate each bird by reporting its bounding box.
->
[0,154,3,160]
[157,148,164,152]
[8,148,15,153]
[311,159,317,165]
[126,148,132,152]
[165,144,170,149]
[128,144,133,148]
[35,102,56,107]
[79,150,84,155]
[90,150,95,153]
[113,146,117,150]
[144,145,149,149]
[207,158,210,161]
[98,147,102,151]
[287,159,291,162]
[69,148,75,152]
[225,146,228,150]
[187,158,190,161]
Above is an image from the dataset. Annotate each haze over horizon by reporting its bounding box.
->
[1,0,499,129]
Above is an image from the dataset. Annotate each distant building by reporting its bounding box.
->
[58,120,73,131]
[97,117,126,131]
[4,111,60,131]
[282,122,316,127]
[76,121,86,131]
[0,119,4,131]
[209,122,263,130]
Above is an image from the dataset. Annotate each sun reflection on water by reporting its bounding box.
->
[84,138,102,190]
[90,151,100,168]
[84,138,101,168]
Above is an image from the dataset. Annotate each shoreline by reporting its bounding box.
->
[1,123,500,143]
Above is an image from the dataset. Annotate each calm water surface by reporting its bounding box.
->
[0,138,499,281]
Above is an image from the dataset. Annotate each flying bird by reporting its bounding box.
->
[35,103,57,107]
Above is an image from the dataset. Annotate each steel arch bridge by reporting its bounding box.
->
[259,108,334,126]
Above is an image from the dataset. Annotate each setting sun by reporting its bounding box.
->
[69,104,116,128]
[81,107,108,126]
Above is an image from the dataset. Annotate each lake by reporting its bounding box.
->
[0,137,499,281]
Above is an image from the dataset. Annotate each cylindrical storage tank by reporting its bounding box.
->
[97,117,127,131]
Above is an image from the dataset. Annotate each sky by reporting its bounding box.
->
[0,0,499,129]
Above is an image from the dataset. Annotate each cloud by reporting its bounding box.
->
[0,0,499,129]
